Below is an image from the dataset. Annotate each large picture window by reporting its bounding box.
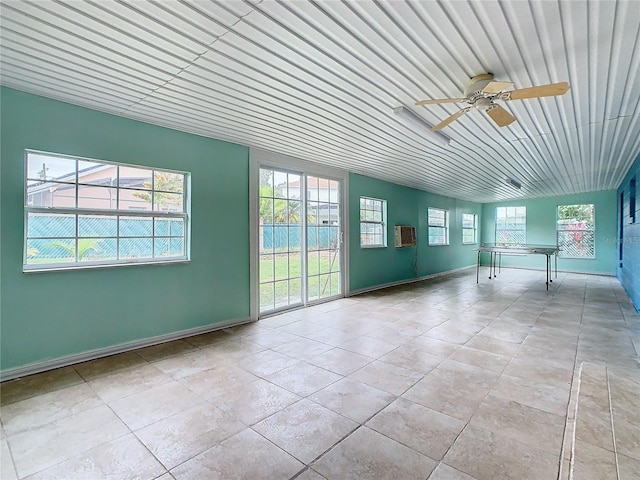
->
[557,204,595,258]
[24,151,189,271]
[360,197,386,247]
[428,207,449,245]
[495,206,526,246]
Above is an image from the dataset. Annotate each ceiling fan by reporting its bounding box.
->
[415,73,570,131]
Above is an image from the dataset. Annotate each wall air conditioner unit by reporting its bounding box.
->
[394,225,416,247]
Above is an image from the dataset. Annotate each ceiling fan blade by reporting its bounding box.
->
[431,107,471,131]
[507,82,570,100]
[487,105,516,127]
[482,81,514,94]
[415,98,465,106]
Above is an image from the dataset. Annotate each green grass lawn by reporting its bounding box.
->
[259,251,341,310]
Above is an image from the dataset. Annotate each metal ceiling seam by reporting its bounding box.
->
[165,65,445,161]
[529,1,579,173]
[557,0,588,194]
[29,1,197,66]
[381,1,476,97]
[80,0,213,51]
[614,22,640,119]
[307,0,442,99]
[73,1,246,115]
[587,1,605,191]
[361,2,466,100]
[0,62,148,105]
[497,0,576,194]
[1,48,154,97]
[182,51,449,158]
[450,140,555,198]
[119,107,355,165]
[0,23,173,84]
[601,120,627,188]
[0,4,183,78]
[138,89,452,170]
[248,0,448,129]
[112,0,225,41]
[242,2,401,105]
[474,1,575,194]
[54,0,206,59]
[0,32,163,91]
[191,0,258,24]
[0,77,135,113]
[429,1,497,80]
[127,100,351,157]
[191,42,406,145]
[140,90,396,161]
[605,112,640,189]
[449,115,552,187]
[223,11,422,142]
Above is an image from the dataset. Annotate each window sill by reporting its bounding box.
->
[23,258,190,273]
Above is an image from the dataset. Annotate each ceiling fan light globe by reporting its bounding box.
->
[474,98,492,110]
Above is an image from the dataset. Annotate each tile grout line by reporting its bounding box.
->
[568,362,583,480]
[605,367,621,480]
[557,282,584,480]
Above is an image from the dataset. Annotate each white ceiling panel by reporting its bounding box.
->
[1,0,639,202]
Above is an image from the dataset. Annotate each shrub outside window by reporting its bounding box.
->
[24,150,189,271]
[495,206,526,246]
[360,197,386,247]
[462,213,477,244]
[428,207,449,245]
[557,204,595,258]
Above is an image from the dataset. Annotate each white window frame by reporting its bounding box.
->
[495,206,526,246]
[462,213,478,244]
[557,204,595,259]
[23,150,190,272]
[360,196,387,248]
[428,207,449,246]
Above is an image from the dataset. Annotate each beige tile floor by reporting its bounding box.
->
[1,268,639,479]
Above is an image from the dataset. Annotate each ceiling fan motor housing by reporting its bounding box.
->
[464,73,495,100]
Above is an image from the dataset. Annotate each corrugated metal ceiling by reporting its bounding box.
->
[1,0,639,202]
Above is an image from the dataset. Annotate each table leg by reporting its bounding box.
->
[489,252,494,279]
[546,254,550,290]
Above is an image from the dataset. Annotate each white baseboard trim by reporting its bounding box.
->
[349,265,476,296]
[0,316,252,382]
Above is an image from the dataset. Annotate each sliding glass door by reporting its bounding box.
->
[306,176,341,302]
[258,168,342,315]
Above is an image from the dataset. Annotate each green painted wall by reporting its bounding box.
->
[481,191,618,275]
[349,173,482,292]
[0,88,250,371]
